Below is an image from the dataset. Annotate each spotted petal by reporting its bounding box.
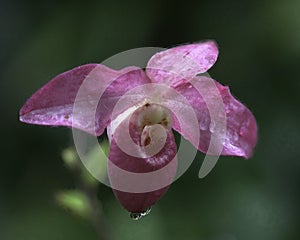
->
[19,64,150,136]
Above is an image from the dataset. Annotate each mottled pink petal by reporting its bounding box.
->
[146,41,218,85]
[171,76,257,158]
[108,106,177,213]
[19,64,150,136]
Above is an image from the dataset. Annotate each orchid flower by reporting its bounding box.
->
[19,41,257,219]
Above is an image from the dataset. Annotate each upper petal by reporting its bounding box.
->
[19,64,150,136]
[171,76,257,158]
[146,41,218,85]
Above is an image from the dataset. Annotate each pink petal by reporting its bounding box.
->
[146,41,218,85]
[19,64,150,136]
[171,76,257,158]
[107,107,177,213]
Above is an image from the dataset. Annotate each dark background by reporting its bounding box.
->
[1,0,299,239]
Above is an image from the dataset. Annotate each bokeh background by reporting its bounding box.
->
[1,0,299,239]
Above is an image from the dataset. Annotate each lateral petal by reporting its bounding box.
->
[171,76,257,158]
[19,64,150,135]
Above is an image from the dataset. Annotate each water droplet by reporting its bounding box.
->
[130,207,151,220]
[141,207,151,216]
[130,212,142,220]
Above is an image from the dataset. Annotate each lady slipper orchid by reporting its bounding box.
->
[19,41,257,219]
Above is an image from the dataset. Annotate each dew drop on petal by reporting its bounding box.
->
[130,212,142,220]
[141,207,151,217]
[130,207,151,220]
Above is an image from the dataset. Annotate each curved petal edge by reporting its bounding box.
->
[171,76,257,158]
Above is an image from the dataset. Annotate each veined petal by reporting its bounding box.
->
[171,76,257,158]
[146,41,218,86]
[107,107,177,213]
[19,64,150,136]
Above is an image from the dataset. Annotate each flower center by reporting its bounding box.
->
[136,103,172,130]
[133,103,172,147]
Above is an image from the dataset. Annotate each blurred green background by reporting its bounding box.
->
[1,0,299,239]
